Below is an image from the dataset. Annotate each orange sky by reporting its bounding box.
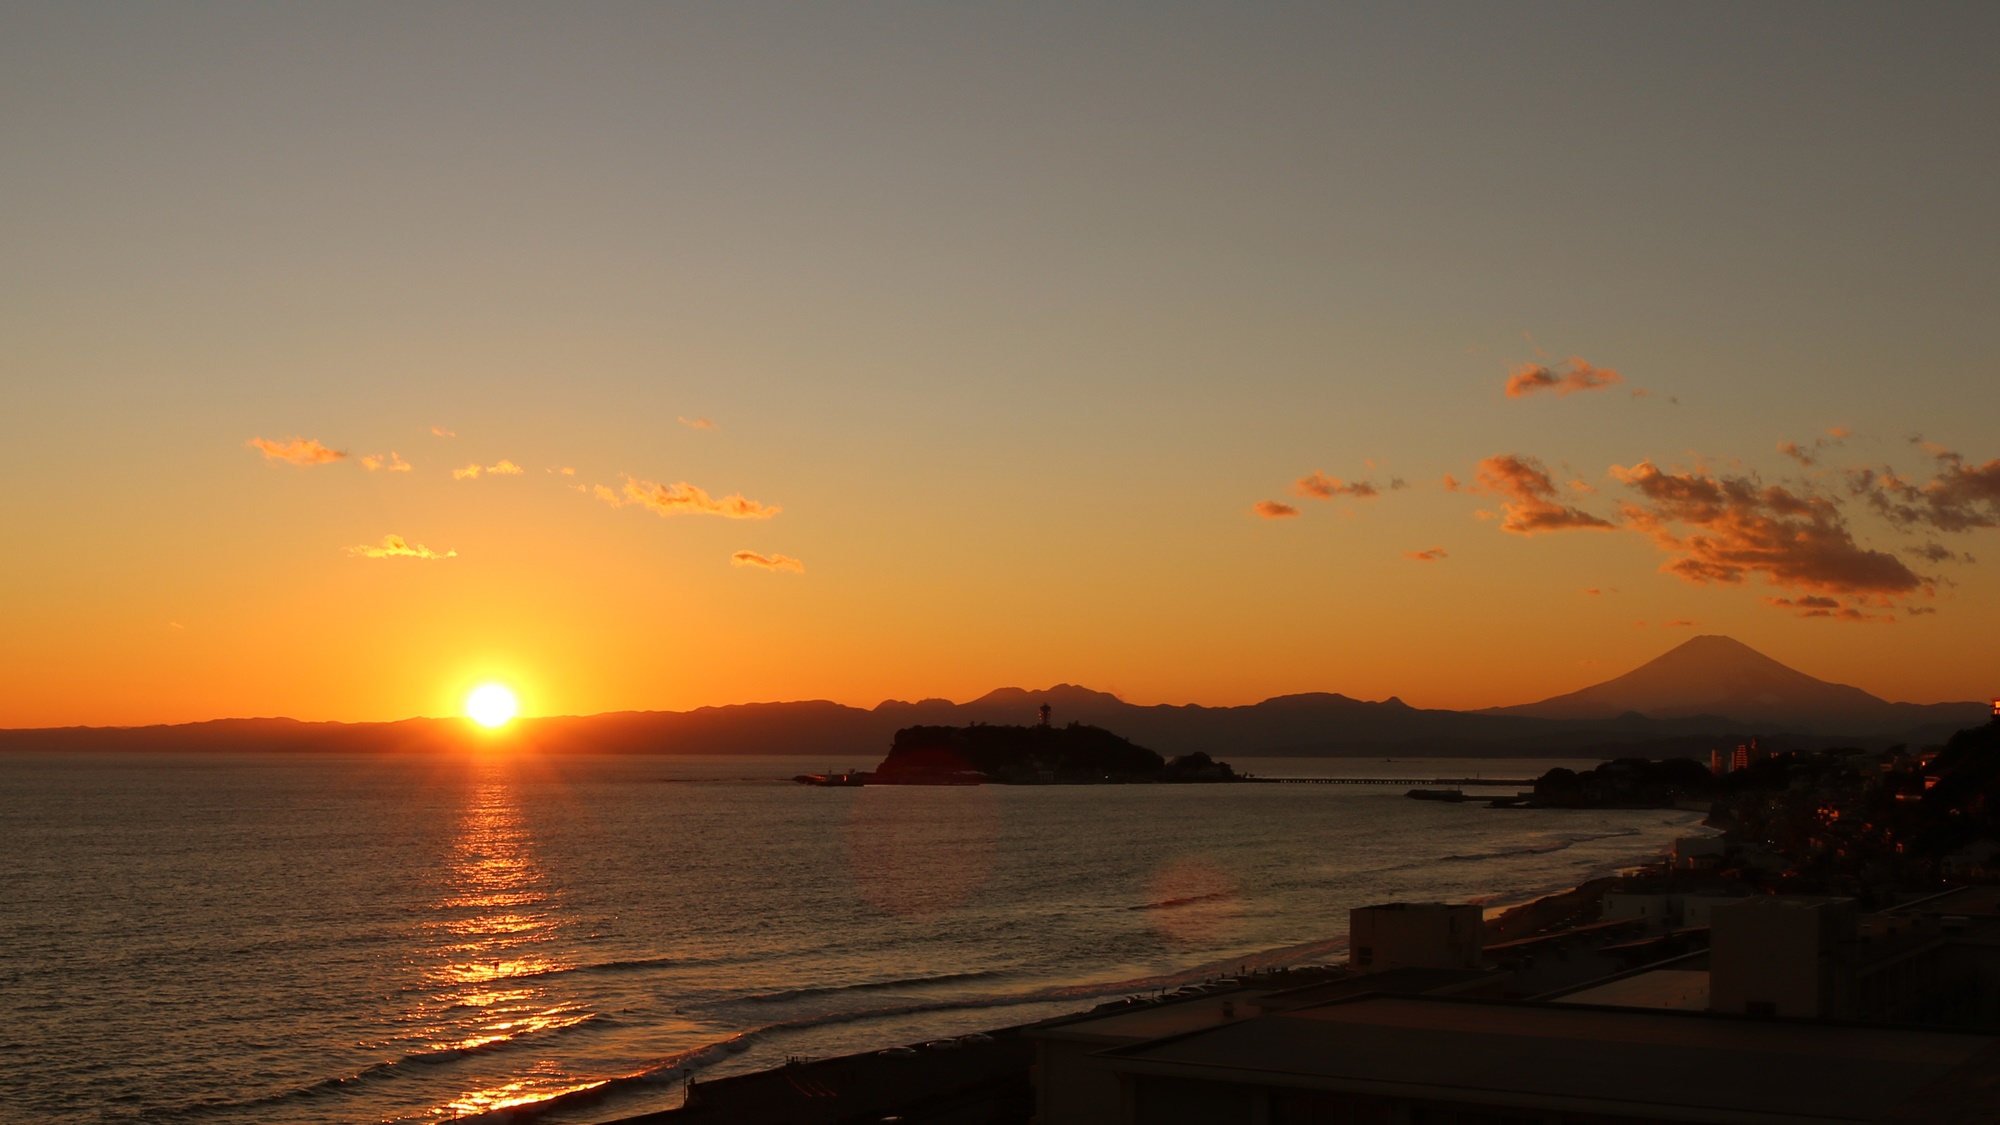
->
[3,6,1997,726]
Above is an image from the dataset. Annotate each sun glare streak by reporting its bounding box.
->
[466,684,518,728]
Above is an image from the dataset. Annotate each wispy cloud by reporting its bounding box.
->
[1762,595,1894,623]
[360,452,412,472]
[452,463,483,480]
[1848,441,2000,533]
[604,476,780,519]
[1906,541,1972,564]
[679,416,718,431]
[346,534,456,560]
[1662,618,1697,628]
[1777,430,1849,467]
[1474,455,1615,534]
[731,550,804,572]
[431,426,456,438]
[1252,500,1300,519]
[1293,471,1381,501]
[248,437,346,465]
[487,460,523,475]
[551,466,575,476]
[1504,357,1624,399]
[1404,547,1449,562]
[1613,461,1925,599]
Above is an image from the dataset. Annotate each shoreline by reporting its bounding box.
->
[580,860,1649,1125]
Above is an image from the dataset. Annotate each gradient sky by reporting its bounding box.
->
[4,2,1997,726]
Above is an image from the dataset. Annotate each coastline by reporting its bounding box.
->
[580,857,1650,1125]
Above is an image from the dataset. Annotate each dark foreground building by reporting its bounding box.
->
[1076,994,2000,1124]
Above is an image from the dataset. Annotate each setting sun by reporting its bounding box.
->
[465,684,519,729]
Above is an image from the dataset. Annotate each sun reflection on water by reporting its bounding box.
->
[406,764,594,1119]
[443,1074,609,1118]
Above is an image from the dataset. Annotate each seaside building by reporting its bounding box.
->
[1031,888,2000,1124]
[1028,968,1504,1125]
[1601,886,1746,929]
[1347,902,1482,973]
[1710,895,1858,1018]
[1730,736,1766,774]
[1056,994,2000,1124]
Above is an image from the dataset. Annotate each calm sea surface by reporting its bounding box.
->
[0,751,1707,1123]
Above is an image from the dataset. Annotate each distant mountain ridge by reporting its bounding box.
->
[2,637,1984,759]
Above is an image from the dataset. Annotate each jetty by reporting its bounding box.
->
[1251,776,1535,787]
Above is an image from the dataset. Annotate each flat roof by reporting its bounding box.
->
[1104,996,1999,1122]
[1894,885,2000,917]
[1553,968,1709,1012]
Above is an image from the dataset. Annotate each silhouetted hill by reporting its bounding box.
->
[1488,635,1985,736]
[873,723,1176,783]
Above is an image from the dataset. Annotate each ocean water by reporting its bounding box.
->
[0,751,1706,1124]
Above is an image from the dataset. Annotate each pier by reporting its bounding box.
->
[1251,776,1536,787]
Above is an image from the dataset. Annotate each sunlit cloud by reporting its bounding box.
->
[1662,618,1697,628]
[431,426,456,437]
[346,534,456,560]
[1613,461,1925,599]
[247,436,346,465]
[1404,547,1448,562]
[1293,471,1380,500]
[1504,357,1623,398]
[731,550,804,572]
[679,416,718,431]
[452,464,482,480]
[1582,587,1602,596]
[605,476,780,519]
[1252,500,1299,519]
[360,452,413,472]
[453,460,522,480]
[487,460,523,475]
[551,466,575,476]
[1474,455,1615,535]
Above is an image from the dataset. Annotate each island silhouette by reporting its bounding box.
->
[859,722,1238,785]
